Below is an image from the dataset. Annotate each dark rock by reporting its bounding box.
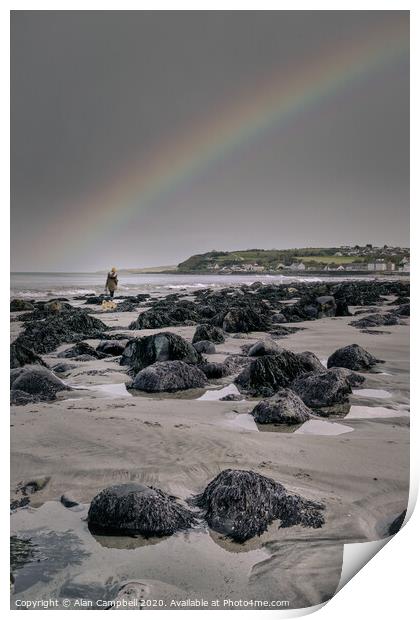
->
[296,351,325,373]
[52,362,76,374]
[393,303,410,317]
[121,332,200,373]
[130,360,207,392]
[10,342,48,369]
[191,469,325,542]
[327,344,381,371]
[10,365,70,403]
[13,308,108,354]
[220,393,243,401]
[96,340,127,356]
[248,339,281,357]
[60,494,79,508]
[328,367,365,386]
[315,295,337,318]
[10,299,35,312]
[388,510,406,535]
[199,362,229,379]
[238,349,313,396]
[271,312,287,324]
[58,342,109,360]
[192,324,225,344]
[11,389,42,406]
[88,483,196,536]
[350,313,401,329]
[220,307,271,333]
[129,303,199,329]
[252,389,312,425]
[291,368,352,412]
[193,340,216,354]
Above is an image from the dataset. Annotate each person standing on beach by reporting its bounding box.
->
[105,267,118,298]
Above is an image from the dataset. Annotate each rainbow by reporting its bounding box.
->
[41,17,408,258]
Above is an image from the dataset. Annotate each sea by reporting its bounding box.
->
[11,271,385,300]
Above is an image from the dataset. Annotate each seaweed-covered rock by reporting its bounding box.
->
[52,362,76,374]
[96,340,127,356]
[291,368,352,411]
[10,365,70,403]
[327,344,380,371]
[199,362,229,379]
[350,313,401,329]
[192,324,225,344]
[296,351,325,373]
[129,304,198,329]
[193,340,216,354]
[130,360,207,392]
[314,295,337,318]
[10,342,48,369]
[393,303,410,317]
[121,332,200,373]
[13,308,107,354]
[238,349,312,396]
[248,339,281,357]
[58,342,109,360]
[192,469,324,542]
[10,299,35,312]
[328,367,365,387]
[88,483,196,536]
[220,307,271,333]
[251,389,312,425]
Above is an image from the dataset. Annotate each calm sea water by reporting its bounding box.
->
[11,271,378,300]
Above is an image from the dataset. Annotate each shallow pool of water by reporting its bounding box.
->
[197,384,242,401]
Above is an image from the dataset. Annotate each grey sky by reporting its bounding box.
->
[11,11,409,272]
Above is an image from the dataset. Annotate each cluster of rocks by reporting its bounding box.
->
[117,279,410,336]
[88,469,325,542]
[12,304,108,357]
[238,342,380,422]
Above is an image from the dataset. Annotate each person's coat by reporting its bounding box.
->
[106,272,118,292]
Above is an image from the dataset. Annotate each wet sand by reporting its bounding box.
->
[10,297,410,609]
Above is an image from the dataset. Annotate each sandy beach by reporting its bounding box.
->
[10,281,409,610]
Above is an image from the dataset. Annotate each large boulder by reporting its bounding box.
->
[291,368,352,412]
[10,342,48,369]
[238,349,312,396]
[88,483,196,536]
[251,388,312,425]
[10,365,70,403]
[130,360,207,392]
[327,344,381,371]
[192,324,225,344]
[191,469,325,542]
[121,332,200,373]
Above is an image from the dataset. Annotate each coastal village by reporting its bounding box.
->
[181,245,410,274]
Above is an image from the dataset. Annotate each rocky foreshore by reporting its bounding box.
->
[10,278,410,609]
